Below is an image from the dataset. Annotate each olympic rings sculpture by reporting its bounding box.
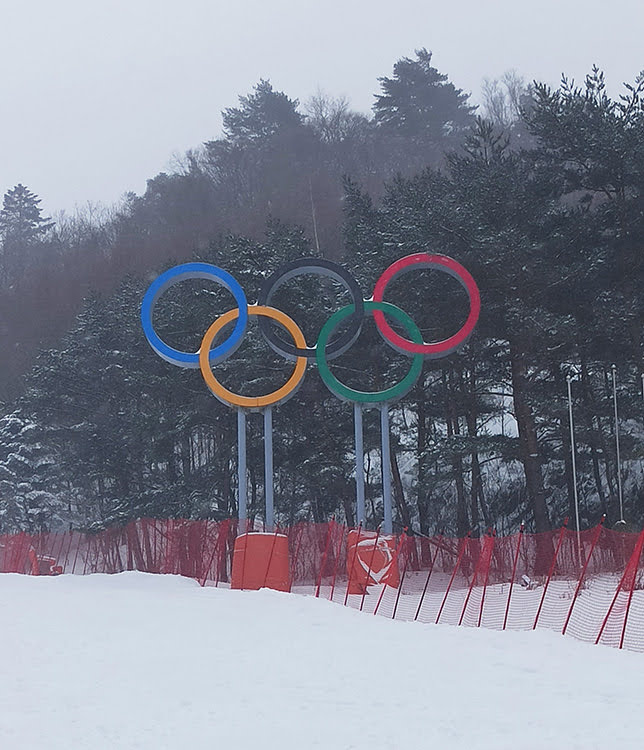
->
[141,253,480,409]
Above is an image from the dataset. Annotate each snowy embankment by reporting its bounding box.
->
[1,572,642,750]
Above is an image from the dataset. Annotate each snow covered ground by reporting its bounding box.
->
[1,572,642,749]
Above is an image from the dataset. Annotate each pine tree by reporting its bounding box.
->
[0,411,66,533]
[373,49,476,143]
[222,80,304,143]
[0,184,54,282]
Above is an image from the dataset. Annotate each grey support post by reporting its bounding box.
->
[354,403,366,526]
[237,409,247,529]
[264,407,274,530]
[380,404,393,535]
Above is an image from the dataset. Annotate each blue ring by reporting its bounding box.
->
[140,263,248,368]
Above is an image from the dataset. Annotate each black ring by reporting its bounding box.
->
[257,258,364,361]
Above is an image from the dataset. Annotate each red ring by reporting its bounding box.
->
[372,253,480,357]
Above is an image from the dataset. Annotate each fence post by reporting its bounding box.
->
[373,529,407,616]
[392,542,411,620]
[262,526,281,589]
[315,520,334,598]
[196,520,210,582]
[151,520,159,572]
[28,547,39,576]
[142,518,154,571]
[619,537,644,650]
[503,524,524,630]
[533,519,568,630]
[477,531,496,628]
[289,523,306,592]
[218,519,233,586]
[436,532,471,625]
[329,524,346,602]
[360,527,381,612]
[51,531,66,573]
[458,536,480,627]
[62,530,74,574]
[344,523,363,606]
[82,533,94,575]
[12,532,29,573]
[199,521,223,587]
[414,538,439,622]
[163,519,174,574]
[562,516,605,636]
[458,532,495,627]
[595,528,644,647]
[239,518,251,590]
[71,532,83,574]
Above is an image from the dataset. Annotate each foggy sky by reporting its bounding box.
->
[2,0,642,216]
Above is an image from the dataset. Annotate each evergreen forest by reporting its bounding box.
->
[1,50,643,538]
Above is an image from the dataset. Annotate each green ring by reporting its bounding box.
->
[316,301,423,403]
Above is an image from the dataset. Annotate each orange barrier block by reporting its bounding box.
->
[231,533,290,592]
[28,549,63,576]
[346,530,399,594]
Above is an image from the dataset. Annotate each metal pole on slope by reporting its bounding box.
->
[611,365,624,522]
[354,403,366,527]
[380,405,393,535]
[237,409,247,527]
[264,407,274,531]
[567,374,582,568]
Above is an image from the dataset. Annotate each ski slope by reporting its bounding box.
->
[0,572,641,749]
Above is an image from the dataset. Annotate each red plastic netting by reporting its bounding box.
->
[2,519,643,652]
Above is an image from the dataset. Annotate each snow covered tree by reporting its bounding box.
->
[0,411,67,533]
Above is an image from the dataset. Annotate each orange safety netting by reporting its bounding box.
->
[2,519,643,652]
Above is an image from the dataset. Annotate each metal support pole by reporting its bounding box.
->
[264,407,274,531]
[237,409,247,528]
[354,403,366,526]
[380,404,393,535]
[567,375,581,567]
[611,365,624,521]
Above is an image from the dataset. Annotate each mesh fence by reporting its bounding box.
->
[2,519,643,652]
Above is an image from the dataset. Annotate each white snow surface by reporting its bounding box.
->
[1,572,642,750]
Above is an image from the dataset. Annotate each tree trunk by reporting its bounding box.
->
[416,381,429,534]
[390,441,412,530]
[464,366,491,530]
[580,360,616,511]
[445,369,469,536]
[509,341,550,532]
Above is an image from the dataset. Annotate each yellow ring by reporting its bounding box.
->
[199,305,307,409]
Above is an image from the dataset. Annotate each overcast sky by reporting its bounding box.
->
[2,0,642,216]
